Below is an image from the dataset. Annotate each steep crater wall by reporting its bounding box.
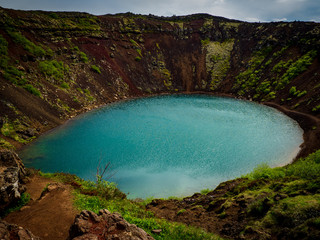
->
[0,7,319,156]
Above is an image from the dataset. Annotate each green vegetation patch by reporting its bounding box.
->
[73,193,223,240]
[0,137,15,150]
[40,171,222,239]
[23,84,41,96]
[0,34,8,56]
[245,150,320,181]
[0,34,41,97]
[91,65,101,74]
[7,30,46,57]
[234,46,316,102]
[312,105,320,112]
[204,40,234,90]
[233,150,320,238]
[39,60,69,85]
[234,46,273,98]
[79,51,89,63]
[289,86,307,98]
[0,118,34,143]
[275,50,317,90]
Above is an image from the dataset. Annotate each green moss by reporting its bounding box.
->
[272,60,293,74]
[245,150,320,181]
[79,51,89,63]
[60,82,70,89]
[0,34,8,56]
[200,188,212,195]
[312,105,320,112]
[76,87,84,94]
[56,99,71,112]
[7,30,46,57]
[39,60,69,84]
[0,35,41,97]
[275,50,317,90]
[83,88,95,102]
[91,65,101,74]
[3,66,26,86]
[136,48,142,57]
[245,164,286,180]
[23,84,41,96]
[0,137,15,150]
[135,56,142,62]
[269,195,320,227]
[234,46,273,96]
[273,46,289,58]
[204,40,234,90]
[72,96,80,103]
[0,55,9,69]
[177,209,186,215]
[248,197,272,217]
[130,39,140,48]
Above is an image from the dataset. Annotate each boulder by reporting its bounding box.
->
[0,150,27,212]
[69,209,154,240]
[0,220,40,240]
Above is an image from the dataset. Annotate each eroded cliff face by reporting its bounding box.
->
[0,7,319,151]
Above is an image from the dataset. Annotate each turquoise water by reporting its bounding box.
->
[20,95,303,198]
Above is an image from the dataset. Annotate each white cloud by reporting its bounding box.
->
[273,18,288,21]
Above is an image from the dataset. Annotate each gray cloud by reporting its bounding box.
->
[1,0,319,22]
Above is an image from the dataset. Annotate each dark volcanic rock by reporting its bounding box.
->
[0,220,40,240]
[69,209,154,240]
[0,150,27,212]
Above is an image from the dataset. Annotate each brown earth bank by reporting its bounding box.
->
[4,175,79,240]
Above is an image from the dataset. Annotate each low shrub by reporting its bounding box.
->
[245,163,286,180]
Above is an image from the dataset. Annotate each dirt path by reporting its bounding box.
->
[4,175,79,240]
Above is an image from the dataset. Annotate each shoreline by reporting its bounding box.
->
[263,102,320,160]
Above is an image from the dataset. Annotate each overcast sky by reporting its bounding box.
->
[1,0,319,22]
